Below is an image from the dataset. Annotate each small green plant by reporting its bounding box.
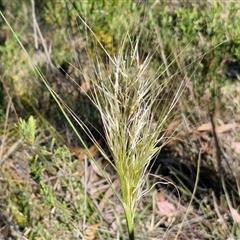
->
[19,115,36,145]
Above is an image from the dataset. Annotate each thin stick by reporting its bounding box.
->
[31,0,38,50]
[209,112,232,210]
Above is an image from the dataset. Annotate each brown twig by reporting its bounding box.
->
[209,111,232,207]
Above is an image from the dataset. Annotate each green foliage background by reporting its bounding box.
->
[1,1,240,121]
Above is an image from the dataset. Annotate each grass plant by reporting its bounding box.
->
[80,32,185,239]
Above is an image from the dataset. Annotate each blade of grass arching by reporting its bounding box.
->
[0,12,131,240]
[175,150,202,239]
[0,10,123,212]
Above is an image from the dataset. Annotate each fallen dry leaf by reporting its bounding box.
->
[233,142,240,153]
[69,140,102,162]
[157,201,176,217]
[157,192,165,202]
[165,120,181,147]
[197,122,212,131]
[215,123,238,134]
[218,225,227,238]
[165,120,180,137]
[230,207,240,224]
[197,122,238,134]
[234,114,240,120]
[84,224,99,240]
[79,80,91,94]
[157,193,176,217]
[68,146,88,161]
[99,179,119,210]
